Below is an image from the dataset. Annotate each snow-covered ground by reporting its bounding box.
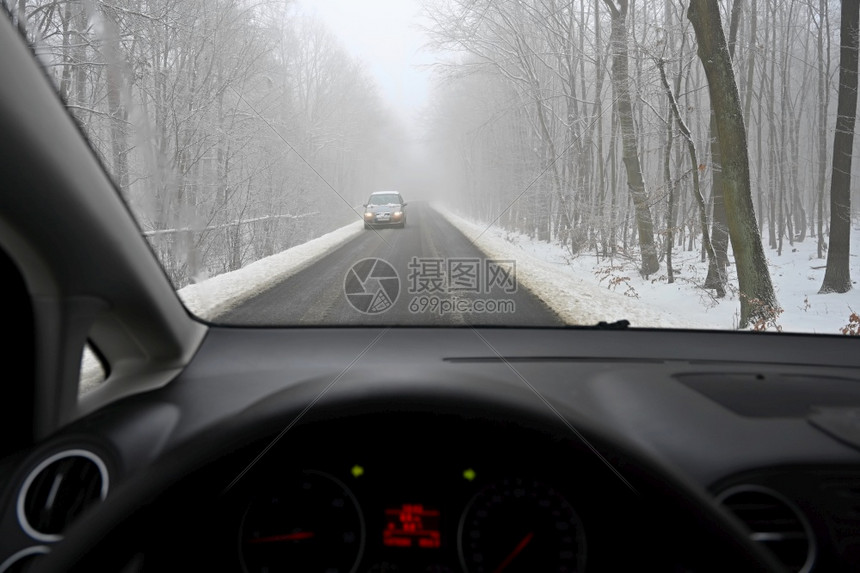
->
[178,220,364,320]
[440,209,860,334]
[175,205,860,332]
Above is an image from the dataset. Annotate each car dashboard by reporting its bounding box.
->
[161,414,650,572]
[2,327,860,572]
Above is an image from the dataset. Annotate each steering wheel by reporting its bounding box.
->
[31,383,785,572]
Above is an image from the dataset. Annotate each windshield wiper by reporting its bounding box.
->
[593,320,631,329]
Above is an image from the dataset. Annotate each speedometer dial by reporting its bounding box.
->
[239,470,365,573]
[458,478,586,573]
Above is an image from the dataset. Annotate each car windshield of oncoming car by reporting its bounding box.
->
[369,194,402,206]
[6,0,860,335]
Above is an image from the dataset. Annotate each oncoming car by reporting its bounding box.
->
[363,191,407,229]
[1,1,860,573]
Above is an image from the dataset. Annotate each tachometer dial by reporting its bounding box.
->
[458,478,585,573]
[239,470,365,573]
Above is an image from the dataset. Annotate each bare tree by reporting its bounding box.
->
[820,0,858,294]
[658,59,724,298]
[603,0,659,275]
[814,0,831,260]
[687,0,778,327]
[705,0,744,291]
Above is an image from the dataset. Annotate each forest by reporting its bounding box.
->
[5,0,857,328]
[424,0,856,326]
[6,0,404,286]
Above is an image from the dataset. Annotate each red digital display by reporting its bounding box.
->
[383,504,441,548]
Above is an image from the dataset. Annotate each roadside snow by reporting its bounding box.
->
[178,220,363,320]
[439,210,694,328]
[439,208,860,334]
[176,203,859,332]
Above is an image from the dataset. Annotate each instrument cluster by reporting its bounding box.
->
[238,467,586,573]
[215,413,653,573]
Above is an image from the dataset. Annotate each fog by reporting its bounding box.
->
[10,0,858,319]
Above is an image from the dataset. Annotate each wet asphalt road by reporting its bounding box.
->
[219,202,562,326]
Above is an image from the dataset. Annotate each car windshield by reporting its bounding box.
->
[368,194,402,205]
[5,0,859,333]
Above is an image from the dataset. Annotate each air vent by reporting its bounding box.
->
[717,485,815,573]
[16,449,109,542]
[0,546,49,573]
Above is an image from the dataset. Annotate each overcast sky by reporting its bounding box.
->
[294,0,436,131]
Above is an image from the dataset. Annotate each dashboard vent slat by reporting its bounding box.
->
[718,486,815,573]
[16,449,109,542]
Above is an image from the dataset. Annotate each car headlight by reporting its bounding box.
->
[364,212,374,219]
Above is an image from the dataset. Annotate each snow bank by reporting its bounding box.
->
[438,210,694,328]
[438,208,860,334]
[178,220,363,320]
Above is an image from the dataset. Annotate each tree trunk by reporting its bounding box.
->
[101,6,129,193]
[688,0,778,328]
[706,113,730,289]
[820,0,858,294]
[603,0,659,276]
[659,60,725,298]
[816,0,831,260]
[743,0,757,128]
[665,108,675,284]
[705,0,743,290]
[15,0,26,27]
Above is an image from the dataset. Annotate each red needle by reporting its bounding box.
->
[247,531,315,544]
[492,531,534,573]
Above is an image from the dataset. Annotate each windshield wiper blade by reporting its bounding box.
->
[593,320,631,329]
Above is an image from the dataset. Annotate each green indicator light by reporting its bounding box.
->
[351,465,364,478]
[463,468,476,482]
